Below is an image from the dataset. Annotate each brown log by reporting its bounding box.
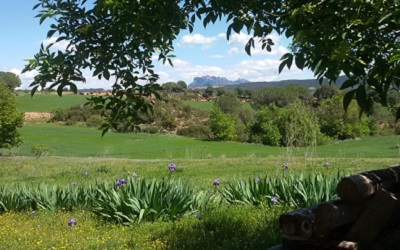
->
[345,189,400,245]
[336,165,400,204]
[279,205,317,239]
[313,199,365,239]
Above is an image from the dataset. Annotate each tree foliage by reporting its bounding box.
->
[0,83,24,149]
[24,0,400,133]
[0,72,22,91]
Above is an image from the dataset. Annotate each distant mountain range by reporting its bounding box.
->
[189,75,348,89]
[188,75,249,88]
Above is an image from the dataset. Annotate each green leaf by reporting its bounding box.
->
[30,86,39,97]
[340,78,359,90]
[278,61,286,74]
[69,83,78,94]
[47,29,57,38]
[295,54,305,69]
[343,89,356,112]
[355,85,367,110]
[103,70,110,80]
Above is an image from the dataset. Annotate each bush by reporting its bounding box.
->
[31,144,53,158]
[85,115,103,128]
[177,124,211,140]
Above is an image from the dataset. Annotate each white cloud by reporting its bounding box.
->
[227,47,241,55]
[41,37,71,51]
[181,34,218,45]
[211,54,223,58]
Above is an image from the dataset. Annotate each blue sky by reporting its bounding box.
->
[0,0,314,89]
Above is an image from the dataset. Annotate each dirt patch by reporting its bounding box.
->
[24,112,54,121]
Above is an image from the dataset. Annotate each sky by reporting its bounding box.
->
[0,0,315,90]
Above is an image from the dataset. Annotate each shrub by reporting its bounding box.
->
[85,115,103,128]
[31,144,53,157]
[177,124,210,139]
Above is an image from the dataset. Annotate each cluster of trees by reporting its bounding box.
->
[207,85,394,147]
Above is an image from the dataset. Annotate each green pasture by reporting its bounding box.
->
[9,124,400,159]
[16,92,88,112]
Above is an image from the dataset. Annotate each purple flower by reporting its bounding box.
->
[283,162,289,169]
[72,181,77,187]
[255,177,260,184]
[169,162,176,173]
[68,218,77,227]
[213,178,220,186]
[132,173,138,178]
[324,162,331,168]
[115,178,126,187]
[270,196,279,205]
[194,211,200,219]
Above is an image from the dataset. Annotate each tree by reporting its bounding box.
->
[209,107,237,141]
[177,80,187,89]
[0,72,22,91]
[313,85,340,102]
[24,0,400,134]
[0,83,24,149]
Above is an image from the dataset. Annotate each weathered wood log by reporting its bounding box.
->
[345,189,400,245]
[313,199,365,239]
[279,204,317,239]
[336,165,400,204]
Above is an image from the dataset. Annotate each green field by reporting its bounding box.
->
[8,124,400,159]
[16,92,88,112]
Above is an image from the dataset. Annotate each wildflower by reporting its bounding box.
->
[270,196,279,205]
[132,173,138,178]
[68,218,77,227]
[324,162,331,168]
[194,211,200,219]
[213,178,220,186]
[72,181,77,187]
[116,178,126,187]
[283,162,289,169]
[30,211,36,215]
[169,162,176,173]
[255,177,260,184]
[84,170,88,178]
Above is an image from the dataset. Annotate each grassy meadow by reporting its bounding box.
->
[0,92,398,249]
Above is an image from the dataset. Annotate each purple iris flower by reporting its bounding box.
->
[68,218,77,227]
[213,178,220,186]
[255,177,260,184]
[132,173,138,178]
[72,181,77,187]
[283,162,289,169]
[324,162,331,168]
[270,196,279,205]
[169,162,176,173]
[115,178,126,187]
